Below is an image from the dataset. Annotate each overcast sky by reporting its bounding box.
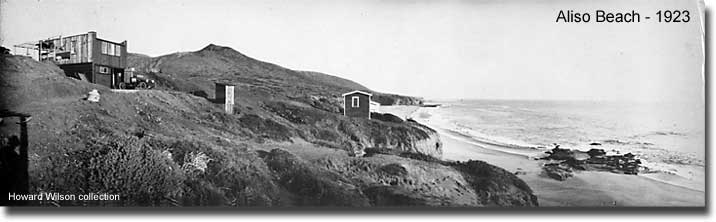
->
[1,0,704,103]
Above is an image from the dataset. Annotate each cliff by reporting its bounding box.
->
[259,100,442,158]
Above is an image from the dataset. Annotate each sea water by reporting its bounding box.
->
[413,99,705,191]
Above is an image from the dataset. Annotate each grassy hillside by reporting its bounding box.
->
[127,44,422,111]
[0,52,537,207]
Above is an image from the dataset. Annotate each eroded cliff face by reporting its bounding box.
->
[357,120,442,158]
[260,100,442,158]
[407,131,442,157]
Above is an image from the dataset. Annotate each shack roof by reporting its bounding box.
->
[215,82,236,86]
[341,90,372,97]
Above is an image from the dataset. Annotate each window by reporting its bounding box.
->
[99,66,109,74]
[70,40,76,54]
[100,41,123,56]
[115,45,121,56]
[101,41,108,54]
[351,96,360,108]
[60,40,67,52]
[108,43,115,56]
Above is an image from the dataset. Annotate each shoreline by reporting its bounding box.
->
[380,105,705,207]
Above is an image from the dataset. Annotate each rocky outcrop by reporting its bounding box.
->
[542,163,574,181]
[540,147,643,180]
[352,119,442,158]
[394,130,442,158]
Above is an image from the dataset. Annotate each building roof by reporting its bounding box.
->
[341,90,372,97]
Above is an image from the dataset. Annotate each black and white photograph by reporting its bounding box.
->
[0,0,707,212]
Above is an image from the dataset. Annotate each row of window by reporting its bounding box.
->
[100,41,122,56]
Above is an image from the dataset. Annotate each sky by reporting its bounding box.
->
[0,0,705,103]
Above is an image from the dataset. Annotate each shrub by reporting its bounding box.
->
[30,129,288,207]
[447,160,538,206]
[370,113,403,123]
[31,133,183,206]
[260,149,370,207]
[237,114,292,142]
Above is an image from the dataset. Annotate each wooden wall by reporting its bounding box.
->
[48,32,127,69]
[344,93,371,119]
[92,38,127,69]
[52,34,90,64]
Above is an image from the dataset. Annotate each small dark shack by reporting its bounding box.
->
[215,82,236,114]
[342,90,372,119]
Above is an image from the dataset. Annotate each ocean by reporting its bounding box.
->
[411,99,705,191]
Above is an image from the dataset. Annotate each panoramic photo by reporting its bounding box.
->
[0,0,705,208]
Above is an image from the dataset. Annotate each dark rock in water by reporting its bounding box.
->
[542,163,573,181]
[587,149,606,158]
[589,142,602,146]
[619,153,640,175]
[542,146,642,178]
[563,158,586,170]
[585,156,608,165]
[543,147,575,161]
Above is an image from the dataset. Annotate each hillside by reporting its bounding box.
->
[0,52,537,207]
[127,44,422,110]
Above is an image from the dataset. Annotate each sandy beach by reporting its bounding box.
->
[381,105,705,207]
